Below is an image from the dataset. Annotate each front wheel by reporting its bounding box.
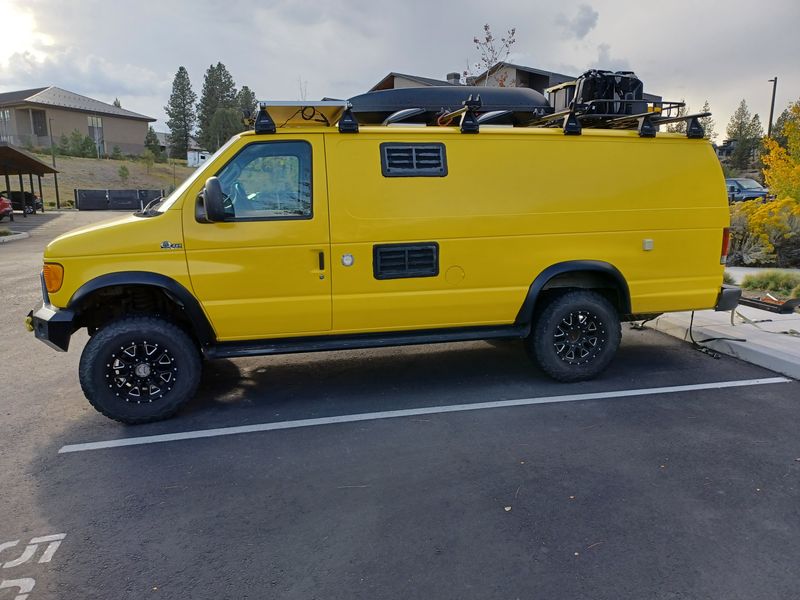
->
[79,316,201,423]
[527,290,621,382]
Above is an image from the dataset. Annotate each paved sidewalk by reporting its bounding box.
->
[649,306,800,379]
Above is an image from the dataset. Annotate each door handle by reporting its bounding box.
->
[318,251,325,270]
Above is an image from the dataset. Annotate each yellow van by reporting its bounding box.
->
[27,86,739,423]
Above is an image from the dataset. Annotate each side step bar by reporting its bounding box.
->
[205,324,530,360]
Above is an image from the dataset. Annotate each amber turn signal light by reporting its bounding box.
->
[42,263,64,293]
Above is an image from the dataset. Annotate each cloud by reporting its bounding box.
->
[556,4,599,40]
[0,48,163,100]
[1,0,798,134]
[590,43,630,72]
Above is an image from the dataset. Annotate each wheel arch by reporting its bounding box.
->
[68,272,216,346]
[515,260,631,325]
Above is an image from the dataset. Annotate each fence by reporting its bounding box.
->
[74,189,164,211]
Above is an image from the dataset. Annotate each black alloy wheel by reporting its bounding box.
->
[527,289,621,382]
[79,316,201,423]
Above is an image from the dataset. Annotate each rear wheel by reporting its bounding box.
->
[527,290,621,382]
[79,316,201,423]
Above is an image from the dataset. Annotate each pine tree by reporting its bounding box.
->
[165,66,197,158]
[144,126,160,154]
[726,100,764,171]
[699,100,717,141]
[237,86,258,117]
[772,106,791,149]
[197,63,238,151]
[208,108,244,151]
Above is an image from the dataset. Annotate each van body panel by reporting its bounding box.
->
[43,209,193,309]
[325,129,727,331]
[40,125,729,343]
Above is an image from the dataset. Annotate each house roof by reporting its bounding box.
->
[0,87,49,105]
[0,142,58,176]
[475,62,576,84]
[370,72,457,92]
[0,86,155,121]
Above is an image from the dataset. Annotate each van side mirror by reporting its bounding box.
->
[197,177,227,223]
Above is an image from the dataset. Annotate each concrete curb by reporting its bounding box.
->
[0,231,30,244]
[649,313,800,380]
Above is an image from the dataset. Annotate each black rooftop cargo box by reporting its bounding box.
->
[347,86,553,126]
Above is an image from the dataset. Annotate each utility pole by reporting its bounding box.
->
[767,77,778,138]
[48,117,60,209]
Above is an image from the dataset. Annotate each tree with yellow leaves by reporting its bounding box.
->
[762,101,800,202]
[730,101,800,266]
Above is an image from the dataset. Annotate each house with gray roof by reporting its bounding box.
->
[369,62,662,103]
[0,86,155,156]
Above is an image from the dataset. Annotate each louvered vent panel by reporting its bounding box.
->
[381,143,447,177]
[373,243,439,279]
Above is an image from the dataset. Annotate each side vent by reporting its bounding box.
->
[380,143,447,177]
[373,243,439,280]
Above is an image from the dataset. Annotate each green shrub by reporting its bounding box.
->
[723,271,736,285]
[792,284,800,298]
[118,164,130,184]
[741,270,800,297]
[0,228,11,237]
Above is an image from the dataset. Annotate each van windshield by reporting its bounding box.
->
[154,136,241,213]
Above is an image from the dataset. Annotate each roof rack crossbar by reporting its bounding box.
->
[382,107,426,126]
[650,111,711,126]
[477,110,513,125]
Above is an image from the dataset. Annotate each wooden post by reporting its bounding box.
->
[18,173,26,218]
[3,172,12,222]
[38,175,44,212]
[28,173,35,213]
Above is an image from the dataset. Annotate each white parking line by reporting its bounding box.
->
[58,377,792,454]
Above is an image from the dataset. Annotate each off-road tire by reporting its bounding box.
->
[527,290,621,382]
[79,316,201,424]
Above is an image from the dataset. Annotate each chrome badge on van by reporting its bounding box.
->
[160,241,183,250]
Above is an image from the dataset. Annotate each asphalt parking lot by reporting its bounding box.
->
[1,212,798,600]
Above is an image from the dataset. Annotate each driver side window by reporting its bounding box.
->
[216,141,312,220]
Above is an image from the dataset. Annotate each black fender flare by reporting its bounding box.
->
[68,271,216,345]
[514,260,631,325]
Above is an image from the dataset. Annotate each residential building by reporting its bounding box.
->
[154,131,204,156]
[0,86,155,155]
[369,62,662,103]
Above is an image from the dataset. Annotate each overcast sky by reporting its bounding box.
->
[1,0,798,139]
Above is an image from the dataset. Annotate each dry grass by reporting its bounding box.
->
[741,270,800,299]
[30,153,196,206]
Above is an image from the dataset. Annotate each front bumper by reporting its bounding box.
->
[714,284,741,312]
[27,304,76,351]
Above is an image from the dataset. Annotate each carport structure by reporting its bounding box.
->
[0,142,59,217]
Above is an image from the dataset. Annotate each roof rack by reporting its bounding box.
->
[250,101,359,134]
[248,85,709,139]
